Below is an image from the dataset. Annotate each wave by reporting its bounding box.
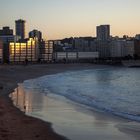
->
[23,68,140,122]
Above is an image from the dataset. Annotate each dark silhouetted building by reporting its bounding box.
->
[134,39,140,58]
[29,30,42,41]
[15,19,26,40]
[0,27,13,36]
[0,40,3,63]
[135,34,140,40]
[97,25,110,41]
[0,26,20,63]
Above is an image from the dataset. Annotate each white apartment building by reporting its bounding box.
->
[110,40,134,58]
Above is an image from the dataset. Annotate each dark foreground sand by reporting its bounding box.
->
[0,64,97,140]
[0,64,140,140]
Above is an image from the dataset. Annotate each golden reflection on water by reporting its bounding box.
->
[10,84,34,113]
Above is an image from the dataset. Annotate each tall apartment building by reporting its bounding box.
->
[97,25,110,41]
[15,19,26,40]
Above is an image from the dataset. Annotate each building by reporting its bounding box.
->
[0,27,13,36]
[97,25,110,41]
[0,26,20,63]
[54,52,99,62]
[0,35,20,43]
[8,38,53,63]
[29,30,47,60]
[134,35,140,58]
[110,40,123,58]
[135,34,140,40]
[40,41,53,62]
[74,38,89,51]
[0,40,3,63]
[74,37,98,52]
[0,36,20,63]
[124,40,134,57]
[9,38,39,62]
[110,39,134,58]
[96,41,110,58]
[134,39,140,58]
[29,30,42,41]
[0,26,16,43]
[15,19,26,40]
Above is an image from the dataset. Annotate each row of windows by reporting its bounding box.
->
[10,51,36,53]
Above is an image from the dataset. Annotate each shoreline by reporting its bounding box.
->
[0,63,99,140]
[0,64,140,140]
[33,93,139,140]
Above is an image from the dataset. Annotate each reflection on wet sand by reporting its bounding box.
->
[10,85,28,112]
[10,84,45,113]
[10,83,138,140]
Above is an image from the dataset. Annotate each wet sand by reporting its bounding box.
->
[44,94,140,140]
[0,64,140,140]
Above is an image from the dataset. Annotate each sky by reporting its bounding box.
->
[0,0,140,40]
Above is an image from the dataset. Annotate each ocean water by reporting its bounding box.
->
[23,67,140,122]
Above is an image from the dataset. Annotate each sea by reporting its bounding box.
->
[20,66,140,122]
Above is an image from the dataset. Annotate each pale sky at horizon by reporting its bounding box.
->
[0,0,140,40]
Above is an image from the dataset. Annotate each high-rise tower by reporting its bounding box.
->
[15,19,26,40]
[96,25,110,41]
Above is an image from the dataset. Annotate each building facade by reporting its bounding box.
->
[110,39,134,58]
[9,38,39,62]
[8,38,53,63]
